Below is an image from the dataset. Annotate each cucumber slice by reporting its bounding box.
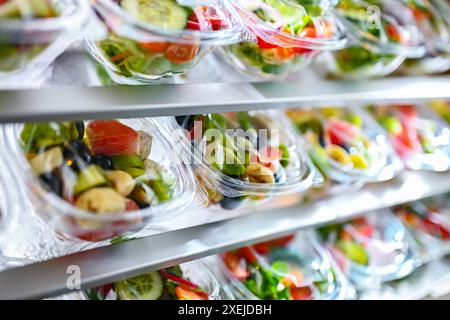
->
[74,165,107,195]
[121,0,188,30]
[115,272,163,300]
[111,154,145,170]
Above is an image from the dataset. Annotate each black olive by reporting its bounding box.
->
[136,201,150,209]
[91,154,114,170]
[319,134,326,148]
[274,170,282,183]
[39,171,63,197]
[74,121,85,139]
[339,143,351,153]
[219,196,244,210]
[63,140,92,170]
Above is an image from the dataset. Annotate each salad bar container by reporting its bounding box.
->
[86,0,248,84]
[0,0,91,85]
[84,260,220,300]
[394,194,450,262]
[219,0,346,78]
[218,231,355,300]
[314,0,425,79]
[160,110,322,210]
[316,212,419,289]
[368,103,450,172]
[0,118,196,242]
[286,106,403,194]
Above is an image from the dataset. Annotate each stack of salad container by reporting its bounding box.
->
[314,0,425,79]
[394,194,450,263]
[0,118,196,242]
[0,0,91,86]
[368,103,450,172]
[285,107,403,195]
[84,260,220,300]
[316,211,419,289]
[219,0,347,78]
[159,110,322,210]
[397,0,450,74]
[217,231,355,300]
[86,0,249,84]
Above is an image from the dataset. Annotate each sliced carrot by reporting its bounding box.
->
[165,43,199,64]
[139,42,168,54]
[175,285,209,300]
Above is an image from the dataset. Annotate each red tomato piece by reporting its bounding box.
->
[256,35,279,49]
[175,285,209,300]
[258,146,282,164]
[327,118,359,145]
[86,120,140,156]
[223,252,250,280]
[237,247,257,264]
[290,285,313,300]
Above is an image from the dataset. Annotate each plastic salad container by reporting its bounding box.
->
[86,0,247,84]
[0,118,196,242]
[0,0,90,85]
[161,110,322,210]
[428,100,450,125]
[218,231,355,300]
[315,0,425,79]
[396,0,450,74]
[285,107,403,193]
[368,103,450,171]
[394,194,450,262]
[84,260,220,300]
[220,0,347,78]
[316,211,419,289]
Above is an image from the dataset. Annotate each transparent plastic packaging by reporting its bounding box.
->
[316,211,420,289]
[314,0,425,79]
[157,110,322,210]
[86,0,248,84]
[216,231,355,300]
[368,103,450,172]
[397,0,450,75]
[219,0,347,78]
[394,194,450,263]
[84,260,220,300]
[0,118,196,242]
[428,100,450,125]
[285,107,403,194]
[0,0,91,86]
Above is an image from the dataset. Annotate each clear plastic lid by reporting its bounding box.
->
[217,231,355,300]
[0,118,196,242]
[86,0,248,83]
[156,110,322,210]
[316,211,419,289]
[368,103,450,172]
[286,107,403,185]
[84,260,220,300]
[394,194,450,263]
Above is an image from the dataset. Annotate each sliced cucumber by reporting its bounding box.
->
[74,164,107,195]
[111,154,145,170]
[115,271,163,300]
[121,0,188,30]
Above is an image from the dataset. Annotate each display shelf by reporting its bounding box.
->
[0,170,448,300]
[0,76,449,123]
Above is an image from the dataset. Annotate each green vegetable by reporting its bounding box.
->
[111,154,145,170]
[279,144,290,168]
[337,240,369,266]
[74,165,107,195]
[237,112,255,131]
[20,122,71,154]
[380,117,403,135]
[124,167,146,179]
[115,271,163,300]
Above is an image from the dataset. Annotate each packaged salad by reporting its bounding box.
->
[218,231,355,300]
[84,260,220,300]
[220,0,346,78]
[159,110,322,210]
[316,211,419,289]
[286,107,403,194]
[396,0,450,74]
[394,194,450,262]
[86,0,247,84]
[314,0,425,79]
[368,103,450,172]
[0,0,90,85]
[0,118,196,242]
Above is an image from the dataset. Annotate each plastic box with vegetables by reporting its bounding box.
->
[220,0,346,78]
[316,211,419,290]
[314,0,425,79]
[368,103,450,172]
[160,110,322,211]
[0,118,196,242]
[0,0,89,81]
[84,260,219,300]
[86,0,248,84]
[285,107,403,195]
[217,231,355,300]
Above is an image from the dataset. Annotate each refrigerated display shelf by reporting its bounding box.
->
[0,76,449,123]
[0,170,448,300]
